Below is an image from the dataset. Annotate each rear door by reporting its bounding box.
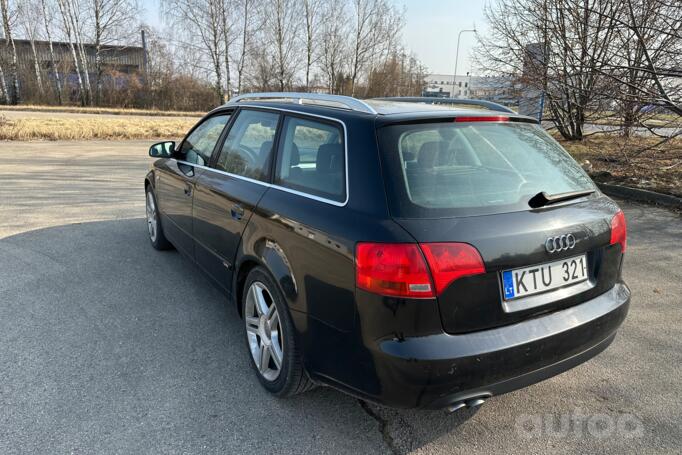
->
[376,118,625,333]
[192,109,280,289]
[155,113,231,255]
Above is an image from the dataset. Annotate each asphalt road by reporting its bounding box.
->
[1,140,680,454]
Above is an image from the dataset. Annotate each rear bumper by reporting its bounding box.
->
[361,282,630,409]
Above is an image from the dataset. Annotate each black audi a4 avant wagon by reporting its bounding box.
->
[144,93,630,411]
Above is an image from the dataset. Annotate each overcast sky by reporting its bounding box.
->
[140,0,486,76]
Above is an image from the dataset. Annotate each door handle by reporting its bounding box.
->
[231,204,245,221]
[184,184,192,196]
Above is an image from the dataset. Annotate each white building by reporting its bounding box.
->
[423,74,473,98]
[423,73,515,103]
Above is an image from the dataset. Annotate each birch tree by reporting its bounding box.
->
[0,0,19,104]
[18,0,45,97]
[56,0,87,104]
[219,0,237,98]
[70,0,93,103]
[0,59,7,103]
[234,0,257,94]
[41,0,63,104]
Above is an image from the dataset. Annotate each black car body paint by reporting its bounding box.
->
[145,98,630,409]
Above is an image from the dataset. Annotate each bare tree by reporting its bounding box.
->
[234,0,259,94]
[361,1,403,97]
[365,48,427,97]
[594,0,681,133]
[0,0,19,104]
[302,0,323,90]
[219,0,236,98]
[348,0,377,96]
[41,0,63,104]
[17,0,45,97]
[92,0,139,104]
[57,0,88,104]
[478,0,622,140]
[69,0,94,104]
[164,0,231,102]
[263,0,301,91]
[0,0,425,107]
[348,0,402,96]
[319,0,348,94]
[0,62,7,103]
[478,0,680,141]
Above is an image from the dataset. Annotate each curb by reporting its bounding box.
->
[597,182,682,210]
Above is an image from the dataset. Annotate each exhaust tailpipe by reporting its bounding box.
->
[445,395,490,413]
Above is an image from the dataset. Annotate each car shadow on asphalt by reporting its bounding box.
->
[0,217,482,454]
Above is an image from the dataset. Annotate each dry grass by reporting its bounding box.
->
[0,115,196,141]
[558,134,682,197]
[0,104,204,117]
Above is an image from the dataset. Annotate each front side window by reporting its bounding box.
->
[215,110,280,182]
[179,114,230,165]
[275,116,345,202]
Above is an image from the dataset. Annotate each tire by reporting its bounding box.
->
[145,186,173,250]
[242,267,314,397]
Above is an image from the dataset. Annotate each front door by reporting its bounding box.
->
[155,113,231,256]
[193,109,280,289]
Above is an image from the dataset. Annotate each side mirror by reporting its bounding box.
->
[149,141,176,158]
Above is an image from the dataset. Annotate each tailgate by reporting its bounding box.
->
[395,197,624,333]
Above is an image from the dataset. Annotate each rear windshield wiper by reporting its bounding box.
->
[528,189,595,208]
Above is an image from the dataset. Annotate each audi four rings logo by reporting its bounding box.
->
[545,234,576,253]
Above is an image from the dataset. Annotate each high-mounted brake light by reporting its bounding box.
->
[454,116,509,122]
[610,210,627,253]
[356,243,434,298]
[355,242,486,298]
[420,243,486,295]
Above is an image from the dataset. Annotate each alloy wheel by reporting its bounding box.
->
[146,191,158,242]
[245,281,284,381]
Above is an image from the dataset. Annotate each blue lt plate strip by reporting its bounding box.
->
[502,271,515,300]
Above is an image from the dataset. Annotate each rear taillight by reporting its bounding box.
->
[420,243,486,295]
[356,243,434,298]
[610,210,627,253]
[355,242,486,298]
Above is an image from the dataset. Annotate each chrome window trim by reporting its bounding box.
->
[174,104,350,207]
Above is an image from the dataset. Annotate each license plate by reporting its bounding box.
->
[501,254,588,300]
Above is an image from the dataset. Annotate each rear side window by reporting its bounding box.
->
[378,121,594,217]
[215,110,279,182]
[275,116,345,203]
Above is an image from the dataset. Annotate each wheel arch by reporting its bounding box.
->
[233,239,299,318]
[144,170,155,191]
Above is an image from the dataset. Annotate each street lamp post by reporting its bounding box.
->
[452,28,476,98]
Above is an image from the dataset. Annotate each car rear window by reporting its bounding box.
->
[377,121,595,218]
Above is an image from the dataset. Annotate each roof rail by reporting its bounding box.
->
[227,92,378,115]
[373,97,515,114]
